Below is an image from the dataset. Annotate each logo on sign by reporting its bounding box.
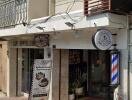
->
[34,34,49,47]
[92,29,112,50]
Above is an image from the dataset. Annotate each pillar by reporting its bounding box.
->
[52,49,60,100]
[52,49,69,100]
[60,49,69,100]
[7,46,17,97]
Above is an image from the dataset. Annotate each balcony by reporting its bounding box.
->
[84,0,132,16]
[0,0,49,28]
[0,0,27,28]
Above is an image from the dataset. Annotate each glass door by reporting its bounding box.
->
[22,48,44,93]
[88,50,111,98]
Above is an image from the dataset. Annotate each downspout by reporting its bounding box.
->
[49,0,55,16]
[127,14,130,100]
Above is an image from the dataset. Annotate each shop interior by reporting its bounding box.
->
[69,49,112,100]
[22,48,44,94]
[20,48,112,100]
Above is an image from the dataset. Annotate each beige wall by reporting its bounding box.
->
[52,49,60,100]
[49,0,55,15]
[0,41,8,94]
[7,48,17,97]
[52,49,69,100]
[28,0,49,21]
[55,0,83,14]
[60,50,69,100]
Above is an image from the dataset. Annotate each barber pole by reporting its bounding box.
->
[111,50,120,85]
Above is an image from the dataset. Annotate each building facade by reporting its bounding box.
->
[0,0,132,100]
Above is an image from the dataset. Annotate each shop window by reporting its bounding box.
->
[68,50,111,100]
[22,48,44,93]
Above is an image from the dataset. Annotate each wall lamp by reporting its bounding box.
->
[65,22,82,38]
[65,22,75,29]
[36,26,45,31]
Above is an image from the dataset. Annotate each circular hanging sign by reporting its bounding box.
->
[92,29,112,50]
[34,34,49,47]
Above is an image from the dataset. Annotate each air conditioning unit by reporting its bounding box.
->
[84,0,132,16]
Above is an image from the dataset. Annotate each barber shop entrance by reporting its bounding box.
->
[69,49,112,100]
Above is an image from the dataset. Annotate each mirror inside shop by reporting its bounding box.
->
[68,50,112,100]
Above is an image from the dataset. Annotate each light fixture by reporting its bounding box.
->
[22,21,28,26]
[65,22,75,29]
[36,26,45,31]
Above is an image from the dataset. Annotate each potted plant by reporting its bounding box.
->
[69,82,75,100]
[75,73,87,96]
[75,80,84,96]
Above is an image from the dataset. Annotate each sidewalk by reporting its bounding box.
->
[0,97,28,100]
[0,91,28,100]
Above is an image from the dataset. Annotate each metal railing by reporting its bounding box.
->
[84,0,110,16]
[0,0,27,28]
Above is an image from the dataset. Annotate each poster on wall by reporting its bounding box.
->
[30,59,52,100]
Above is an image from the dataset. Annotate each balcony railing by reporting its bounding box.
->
[0,0,27,28]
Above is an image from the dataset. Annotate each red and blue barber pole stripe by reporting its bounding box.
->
[111,50,120,85]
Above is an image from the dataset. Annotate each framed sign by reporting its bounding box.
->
[34,34,49,47]
[30,59,52,100]
[92,29,112,50]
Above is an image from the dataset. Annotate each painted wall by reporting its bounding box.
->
[28,0,49,21]
[50,28,127,50]
[0,41,8,95]
[55,0,83,14]
[52,49,69,100]
[120,49,128,100]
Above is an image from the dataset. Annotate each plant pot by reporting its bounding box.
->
[68,94,75,100]
[75,87,83,96]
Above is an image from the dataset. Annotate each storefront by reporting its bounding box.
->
[67,29,118,100]
[9,38,53,98]
[5,26,126,100]
[68,49,112,100]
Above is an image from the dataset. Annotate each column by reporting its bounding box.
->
[7,46,17,97]
[60,49,69,100]
[52,49,60,100]
[17,48,22,96]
